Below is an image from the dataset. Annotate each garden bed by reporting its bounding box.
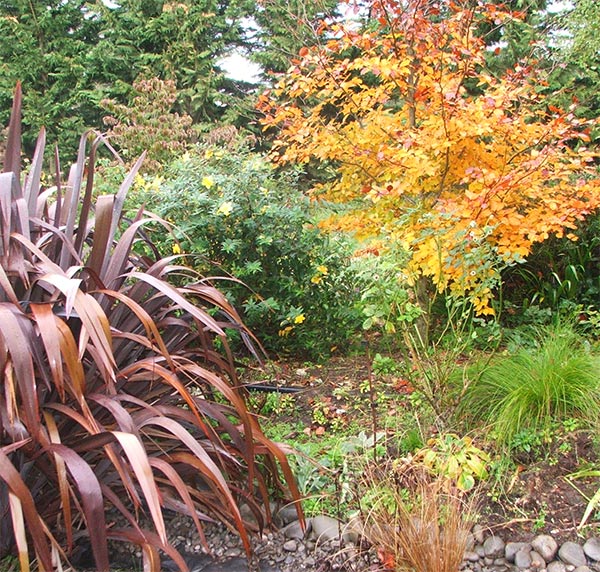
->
[243,353,600,547]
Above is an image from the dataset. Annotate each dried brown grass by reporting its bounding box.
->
[358,461,478,572]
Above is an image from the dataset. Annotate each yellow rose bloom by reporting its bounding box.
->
[217,201,234,216]
[202,175,215,189]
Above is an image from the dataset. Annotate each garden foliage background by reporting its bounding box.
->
[2,0,600,571]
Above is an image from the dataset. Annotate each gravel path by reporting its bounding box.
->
[150,515,600,572]
[158,513,378,572]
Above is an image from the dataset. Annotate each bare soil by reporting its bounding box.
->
[243,353,600,545]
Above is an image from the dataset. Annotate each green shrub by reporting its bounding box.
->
[461,322,600,446]
[130,141,362,358]
[100,76,194,174]
[0,84,301,571]
[501,209,600,316]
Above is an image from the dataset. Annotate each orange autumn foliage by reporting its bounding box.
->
[259,0,600,313]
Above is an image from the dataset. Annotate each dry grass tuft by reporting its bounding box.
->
[358,461,478,572]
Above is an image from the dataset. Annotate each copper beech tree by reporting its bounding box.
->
[258,0,600,314]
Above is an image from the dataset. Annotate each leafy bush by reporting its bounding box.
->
[461,322,600,446]
[414,434,490,492]
[131,141,362,358]
[100,76,194,174]
[501,210,600,316]
[352,247,422,338]
[0,84,301,571]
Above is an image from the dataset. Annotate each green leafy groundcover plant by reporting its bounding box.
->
[131,140,362,358]
[0,84,302,572]
[461,322,600,446]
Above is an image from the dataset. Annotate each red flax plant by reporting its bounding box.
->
[0,83,302,572]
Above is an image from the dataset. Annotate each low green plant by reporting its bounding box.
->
[249,392,296,417]
[509,428,548,458]
[130,141,362,358]
[412,434,490,492]
[533,503,548,532]
[462,322,600,446]
[502,417,582,465]
[372,353,402,377]
[398,429,425,455]
[279,431,387,518]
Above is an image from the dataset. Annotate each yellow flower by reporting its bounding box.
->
[134,174,146,188]
[172,243,181,254]
[150,175,163,190]
[217,201,234,216]
[204,148,214,159]
[294,314,305,324]
[311,264,328,284]
[202,175,215,189]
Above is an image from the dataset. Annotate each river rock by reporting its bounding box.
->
[584,539,600,561]
[507,542,532,563]
[465,551,481,562]
[310,515,342,543]
[484,536,506,559]
[531,550,546,568]
[559,542,587,567]
[533,534,560,562]
[548,561,568,572]
[274,505,303,527]
[473,524,486,544]
[281,519,308,540]
[515,548,532,568]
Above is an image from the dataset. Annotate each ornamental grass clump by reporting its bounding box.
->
[0,83,301,572]
[462,322,600,446]
[358,461,477,572]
